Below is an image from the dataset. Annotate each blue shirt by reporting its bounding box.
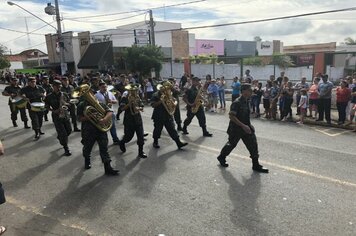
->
[318,81,333,99]
[231,81,241,95]
[207,84,219,97]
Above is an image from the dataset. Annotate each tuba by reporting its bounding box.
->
[77,84,112,132]
[125,84,142,115]
[157,81,177,116]
[191,86,204,114]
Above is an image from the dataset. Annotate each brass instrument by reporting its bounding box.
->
[157,81,177,116]
[125,84,142,115]
[77,84,112,132]
[191,86,204,114]
[59,92,69,119]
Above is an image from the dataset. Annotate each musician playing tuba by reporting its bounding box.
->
[44,80,72,156]
[182,77,213,137]
[76,84,119,175]
[150,81,188,150]
[118,84,147,158]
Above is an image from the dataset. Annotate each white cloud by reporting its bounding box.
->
[1,0,356,54]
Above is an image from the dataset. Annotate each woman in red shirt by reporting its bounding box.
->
[336,80,351,125]
[308,77,320,118]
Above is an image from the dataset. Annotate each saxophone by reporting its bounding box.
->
[159,82,177,116]
[58,92,69,119]
[78,84,112,132]
[191,86,204,114]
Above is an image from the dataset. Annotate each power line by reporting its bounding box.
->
[1,21,56,45]
[65,12,147,23]
[65,0,206,20]
[156,6,356,32]
[0,26,45,35]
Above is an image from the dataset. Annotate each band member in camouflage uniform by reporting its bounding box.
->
[41,76,53,122]
[77,90,119,176]
[44,80,72,156]
[61,77,80,132]
[118,84,147,158]
[151,81,188,149]
[217,84,269,173]
[2,77,30,129]
[182,77,213,137]
[20,77,46,140]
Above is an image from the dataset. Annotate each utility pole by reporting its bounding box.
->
[54,0,66,75]
[149,10,155,46]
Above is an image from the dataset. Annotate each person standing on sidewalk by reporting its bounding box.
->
[294,77,310,115]
[308,77,320,119]
[216,84,268,173]
[317,74,333,125]
[217,77,226,110]
[348,77,356,125]
[231,77,241,102]
[0,139,7,235]
[336,80,351,125]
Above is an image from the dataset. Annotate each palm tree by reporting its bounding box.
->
[344,37,356,45]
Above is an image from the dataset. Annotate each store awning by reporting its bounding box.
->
[77,41,114,69]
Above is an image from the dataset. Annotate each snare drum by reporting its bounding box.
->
[11,96,27,109]
[30,102,46,112]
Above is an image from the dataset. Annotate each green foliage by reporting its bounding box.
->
[243,57,264,66]
[189,54,218,64]
[270,53,294,69]
[0,45,10,70]
[123,45,164,77]
[344,37,356,45]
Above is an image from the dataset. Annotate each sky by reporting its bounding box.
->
[1,0,356,55]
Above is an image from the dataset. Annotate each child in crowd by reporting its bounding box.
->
[297,89,308,124]
[262,81,272,119]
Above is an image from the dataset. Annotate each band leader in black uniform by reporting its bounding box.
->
[217,84,269,173]
[61,77,80,132]
[2,77,30,129]
[41,76,53,122]
[151,81,188,149]
[118,84,147,158]
[20,77,46,140]
[182,77,213,137]
[168,77,183,131]
[44,80,72,156]
[77,89,119,176]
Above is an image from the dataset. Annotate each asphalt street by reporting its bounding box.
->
[0,84,355,236]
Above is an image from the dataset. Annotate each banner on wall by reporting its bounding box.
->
[193,39,224,55]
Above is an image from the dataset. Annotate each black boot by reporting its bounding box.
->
[34,130,40,141]
[177,123,183,131]
[12,120,18,127]
[182,125,189,134]
[217,155,228,167]
[24,121,31,129]
[119,140,126,153]
[252,160,269,173]
[44,114,48,121]
[73,125,81,132]
[104,162,119,176]
[202,126,213,137]
[153,139,160,148]
[84,158,91,169]
[138,146,147,158]
[175,139,188,149]
[39,129,45,135]
[64,146,72,156]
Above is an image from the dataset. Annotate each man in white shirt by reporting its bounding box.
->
[95,81,120,144]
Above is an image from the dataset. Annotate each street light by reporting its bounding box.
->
[7,1,57,31]
[7,1,66,75]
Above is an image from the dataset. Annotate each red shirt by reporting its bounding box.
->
[336,87,351,103]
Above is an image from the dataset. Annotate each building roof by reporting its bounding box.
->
[77,41,113,69]
[283,42,336,54]
[5,49,48,62]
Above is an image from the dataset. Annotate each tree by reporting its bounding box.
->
[270,53,294,69]
[254,36,262,42]
[123,45,164,78]
[344,37,356,45]
[0,45,10,70]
